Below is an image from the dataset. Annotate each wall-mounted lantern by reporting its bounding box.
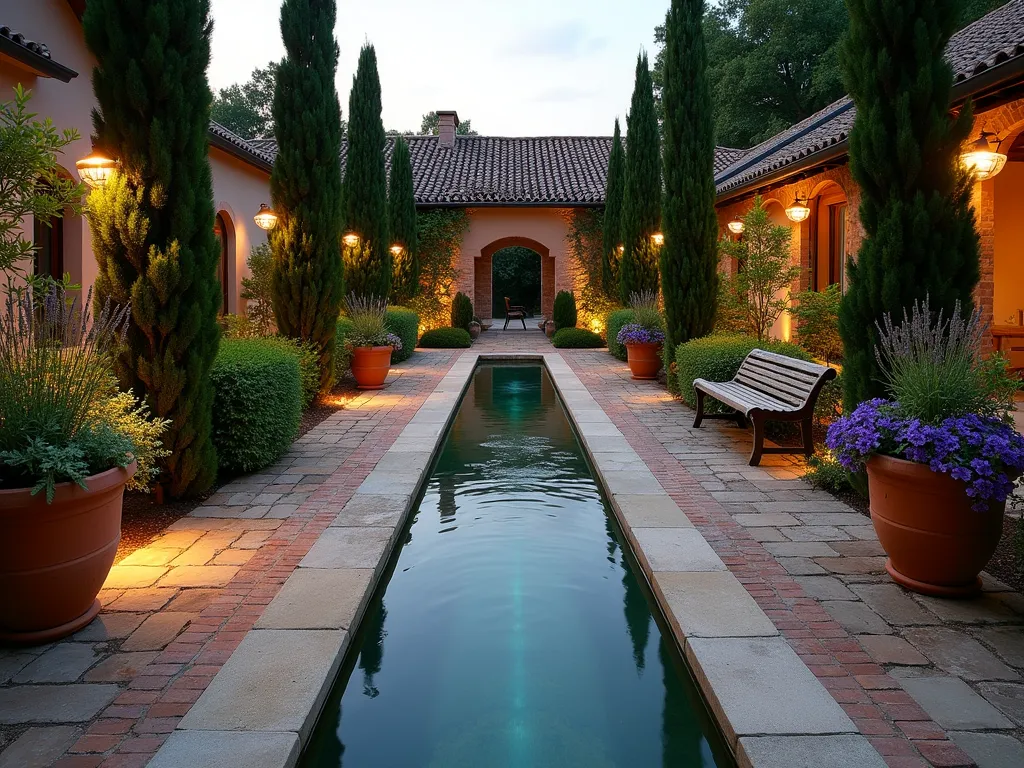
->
[390,243,404,256]
[962,132,1007,181]
[727,219,745,235]
[75,150,118,189]
[785,196,811,223]
[253,203,279,230]
[343,230,360,247]
[651,232,665,246]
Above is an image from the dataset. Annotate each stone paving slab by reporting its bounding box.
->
[0,726,80,768]
[149,729,299,768]
[0,684,119,724]
[900,676,1016,730]
[737,734,887,768]
[255,569,372,631]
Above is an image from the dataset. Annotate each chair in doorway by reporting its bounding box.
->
[503,297,527,330]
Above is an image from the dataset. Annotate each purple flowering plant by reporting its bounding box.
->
[616,323,665,346]
[826,298,1023,511]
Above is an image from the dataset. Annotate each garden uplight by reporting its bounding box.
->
[962,132,1007,181]
[785,197,811,223]
[343,230,360,247]
[651,232,664,246]
[727,219,745,235]
[75,150,117,189]
[617,244,624,254]
[253,203,279,230]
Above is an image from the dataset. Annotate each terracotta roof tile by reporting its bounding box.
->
[0,24,52,59]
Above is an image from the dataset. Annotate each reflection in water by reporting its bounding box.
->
[302,365,723,768]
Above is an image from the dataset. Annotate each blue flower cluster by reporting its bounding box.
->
[615,323,666,346]
[826,399,1024,511]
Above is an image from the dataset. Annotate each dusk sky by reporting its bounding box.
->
[208,0,671,137]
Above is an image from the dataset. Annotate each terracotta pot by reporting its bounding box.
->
[625,342,663,380]
[544,320,556,338]
[351,346,393,390]
[866,454,1004,597]
[468,322,481,340]
[0,462,136,643]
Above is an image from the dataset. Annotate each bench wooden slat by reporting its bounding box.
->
[692,348,837,466]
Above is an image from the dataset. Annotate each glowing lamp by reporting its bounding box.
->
[727,219,745,235]
[651,232,665,246]
[962,132,1007,181]
[785,197,811,223]
[75,150,117,189]
[590,318,604,335]
[390,243,404,256]
[343,231,360,247]
[617,244,625,254]
[253,203,279,231]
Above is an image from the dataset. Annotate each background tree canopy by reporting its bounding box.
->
[653,0,1008,150]
[420,111,478,136]
[492,246,541,316]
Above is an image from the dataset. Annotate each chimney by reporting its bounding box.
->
[437,110,459,148]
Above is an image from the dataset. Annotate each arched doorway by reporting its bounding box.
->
[492,246,541,318]
[476,236,552,321]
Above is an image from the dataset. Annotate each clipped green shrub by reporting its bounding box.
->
[805,453,852,494]
[553,290,578,331]
[606,308,636,361]
[674,334,814,410]
[211,339,302,474]
[335,316,355,379]
[385,306,419,363]
[257,337,320,408]
[419,327,472,348]
[451,291,473,331]
[552,328,604,349]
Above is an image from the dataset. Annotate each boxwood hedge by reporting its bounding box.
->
[386,306,419,363]
[605,308,636,361]
[211,339,302,474]
[552,328,604,348]
[257,336,320,408]
[418,327,472,348]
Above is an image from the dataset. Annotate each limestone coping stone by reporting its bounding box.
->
[737,735,887,768]
[149,730,300,768]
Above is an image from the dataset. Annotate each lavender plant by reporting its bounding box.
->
[343,294,402,350]
[827,297,1024,511]
[0,284,143,500]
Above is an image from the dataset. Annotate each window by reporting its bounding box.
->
[34,212,64,278]
[827,202,847,290]
[812,188,848,292]
[214,213,230,313]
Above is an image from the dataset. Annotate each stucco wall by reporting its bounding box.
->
[1,0,270,310]
[993,162,1024,326]
[459,207,576,319]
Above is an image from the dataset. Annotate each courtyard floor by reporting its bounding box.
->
[0,328,1021,768]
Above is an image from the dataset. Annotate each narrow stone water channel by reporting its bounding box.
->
[302,364,728,768]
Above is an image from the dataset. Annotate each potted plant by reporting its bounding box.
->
[617,290,666,380]
[344,294,402,390]
[0,285,169,642]
[827,299,1024,596]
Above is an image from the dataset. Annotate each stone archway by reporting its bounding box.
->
[476,236,554,320]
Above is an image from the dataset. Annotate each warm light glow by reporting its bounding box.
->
[343,231,360,247]
[651,232,665,246]
[75,150,117,189]
[617,244,624,254]
[590,318,605,335]
[785,197,811,223]
[253,203,278,231]
[727,219,745,235]
[962,133,1007,181]
[390,243,403,256]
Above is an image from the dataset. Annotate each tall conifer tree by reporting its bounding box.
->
[602,119,626,299]
[660,0,719,391]
[838,0,979,408]
[84,0,220,497]
[388,136,418,303]
[269,0,344,391]
[619,52,662,304]
[343,44,390,299]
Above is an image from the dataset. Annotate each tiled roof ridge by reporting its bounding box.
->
[0,24,52,59]
[208,120,275,169]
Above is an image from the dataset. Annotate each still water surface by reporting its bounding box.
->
[302,364,726,768]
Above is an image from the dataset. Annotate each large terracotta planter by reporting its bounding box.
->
[625,342,663,380]
[866,454,1004,597]
[0,462,136,643]
[351,346,393,390]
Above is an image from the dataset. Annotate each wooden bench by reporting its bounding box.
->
[692,349,837,466]
[503,297,527,330]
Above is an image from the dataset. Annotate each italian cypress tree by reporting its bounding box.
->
[619,52,662,305]
[660,0,719,391]
[84,0,220,497]
[269,0,344,392]
[388,136,419,303]
[343,43,390,299]
[602,119,626,299]
[839,0,979,409]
